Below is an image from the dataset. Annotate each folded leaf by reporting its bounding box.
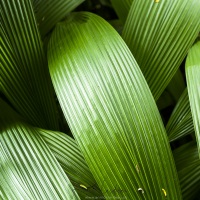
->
[186,41,200,157]
[48,12,181,199]
[166,89,193,142]
[122,0,200,100]
[0,99,80,200]
[1,0,59,130]
[33,0,84,38]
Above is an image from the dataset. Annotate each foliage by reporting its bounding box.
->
[1,0,200,199]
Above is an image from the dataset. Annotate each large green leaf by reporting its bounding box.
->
[110,0,133,23]
[166,89,193,142]
[122,0,200,100]
[33,0,84,38]
[48,12,181,199]
[186,41,200,157]
[38,129,103,199]
[0,99,80,200]
[173,142,200,200]
[1,0,59,130]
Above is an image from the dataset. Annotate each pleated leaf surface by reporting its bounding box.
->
[166,89,193,142]
[33,0,84,38]
[1,0,59,130]
[38,129,103,199]
[186,41,200,157]
[173,142,200,200]
[0,99,80,200]
[122,0,200,100]
[48,12,181,199]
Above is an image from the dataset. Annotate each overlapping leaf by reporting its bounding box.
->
[38,129,103,199]
[122,0,200,100]
[166,89,193,142]
[173,142,200,200]
[48,12,181,199]
[186,41,200,157]
[1,0,59,130]
[33,0,84,38]
[0,99,80,200]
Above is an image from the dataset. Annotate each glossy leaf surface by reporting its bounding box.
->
[48,12,181,199]
[123,0,200,100]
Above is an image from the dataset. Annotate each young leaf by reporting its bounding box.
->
[186,41,200,157]
[166,89,194,142]
[0,99,80,200]
[48,12,181,199]
[122,0,200,100]
[33,0,84,38]
[1,0,59,130]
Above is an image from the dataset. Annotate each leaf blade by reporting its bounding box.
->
[0,99,80,200]
[48,12,182,199]
[166,89,194,142]
[33,0,84,38]
[186,41,200,157]
[122,0,200,100]
[1,0,59,130]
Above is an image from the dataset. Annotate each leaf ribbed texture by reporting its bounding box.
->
[38,129,103,199]
[110,0,133,23]
[166,89,193,142]
[173,142,200,200]
[1,0,59,130]
[48,12,181,199]
[33,0,84,38]
[186,41,200,157]
[0,99,80,200]
[122,0,200,100]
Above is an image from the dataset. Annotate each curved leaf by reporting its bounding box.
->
[110,0,133,23]
[173,142,200,200]
[122,0,200,100]
[48,12,181,199]
[166,89,193,142]
[33,0,84,38]
[186,41,200,157]
[0,99,80,200]
[38,129,103,199]
[1,0,59,130]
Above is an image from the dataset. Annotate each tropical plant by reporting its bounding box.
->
[1,0,200,199]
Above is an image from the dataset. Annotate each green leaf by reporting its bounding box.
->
[173,142,200,200]
[0,99,80,200]
[166,89,193,142]
[110,0,133,23]
[48,12,181,199]
[1,0,59,130]
[122,0,200,100]
[38,129,103,199]
[186,41,200,157]
[33,0,84,38]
